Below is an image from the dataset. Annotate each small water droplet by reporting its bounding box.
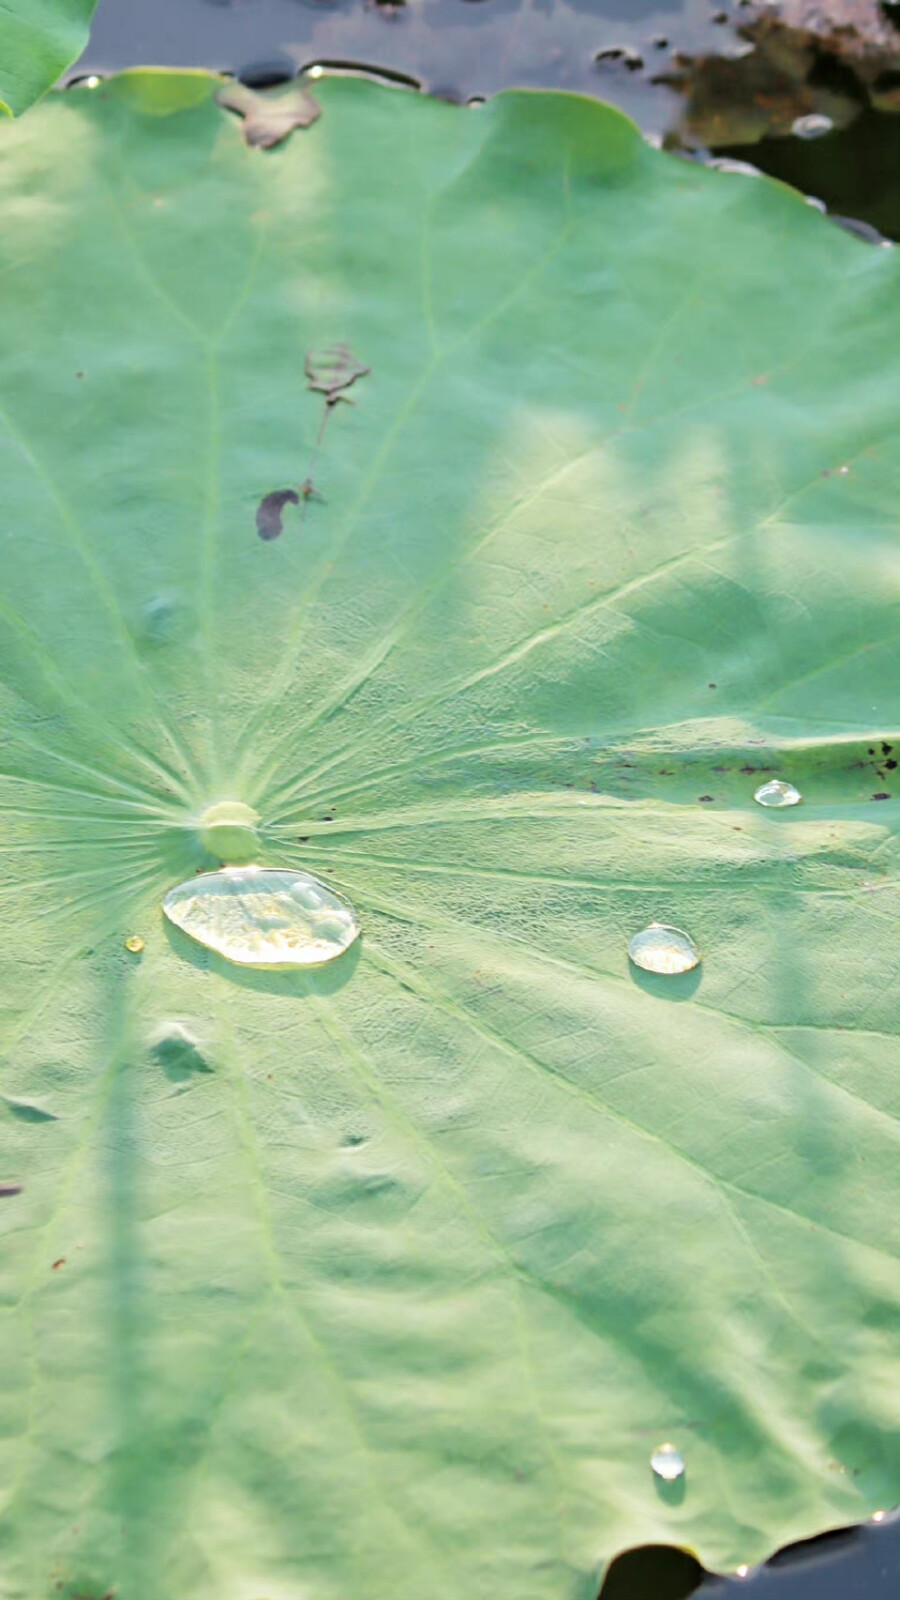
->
[199,800,260,864]
[628,924,699,975]
[650,1442,685,1481]
[163,866,359,969]
[124,934,145,954]
[872,1511,886,1523]
[735,1565,751,1578]
[753,778,801,808]
[792,112,834,140]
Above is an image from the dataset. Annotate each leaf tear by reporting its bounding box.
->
[305,344,371,405]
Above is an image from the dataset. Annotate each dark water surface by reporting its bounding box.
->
[74,0,900,238]
[71,2,900,1595]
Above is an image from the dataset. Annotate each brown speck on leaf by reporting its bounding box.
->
[305,343,371,405]
[216,80,321,148]
[257,489,299,541]
[872,792,890,800]
[708,683,717,689]
[751,374,769,386]
[75,371,84,379]
[52,1258,66,1270]
[0,1182,23,1197]
[698,794,714,803]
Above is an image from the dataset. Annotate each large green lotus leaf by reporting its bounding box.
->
[0,0,99,118]
[0,71,898,1600]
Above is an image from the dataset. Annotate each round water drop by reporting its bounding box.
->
[163,866,359,969]
[199,800,260,864]
[650,1442,685,1481]
[753,778,801,808]
[628,923,699,976]
[124,934,145,954]
[792,112,833,140]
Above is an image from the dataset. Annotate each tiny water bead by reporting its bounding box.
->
[628,924,700,976]
[163,866,360,969]
[650,1443,685,1482]
[753,778,801,808]
[124,935,145,954]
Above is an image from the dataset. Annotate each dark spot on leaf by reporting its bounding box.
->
[868,747,876,754]
[216,81,321,148]
[75,371,84,379]
[0,1182,23,1197]
[52,1258,66,1271]
[872,792,891,800]
[1,1093,58,1123]
[885,759,897,770]
[708,683,717,689]
[305,343,371,404]
[658,769,674,776]
[698,794,714,802]
[882,742,893,755]
[257,489,299,541]
[297,835,310,843]
[342,1133,367,1148]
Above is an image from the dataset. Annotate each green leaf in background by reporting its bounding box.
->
[0,71,898,1600]
[0,0,99,118]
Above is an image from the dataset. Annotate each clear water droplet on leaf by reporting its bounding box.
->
[628,924,699,975]
[124,934,145,954]
[753,779,801,808]
[163,867,360,969]
[199,800,260,863]
[650,1442,685,1481]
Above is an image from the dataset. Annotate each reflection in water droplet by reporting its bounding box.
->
[753,778,801,808]
[628,924,699,975]
[650,1442,685,1481]
[792,113,834,140]
[735,1565,751,1579]
[163,866,359,968]
[124,935,145,954]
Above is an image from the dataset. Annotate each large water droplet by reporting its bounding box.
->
[163,866,359,968]
[628,924,699,975]
[650,1442,685,1481]
[753,778,801,808]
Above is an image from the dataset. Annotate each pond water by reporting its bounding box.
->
[74,0,900,238]
[70,1,900,1594]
